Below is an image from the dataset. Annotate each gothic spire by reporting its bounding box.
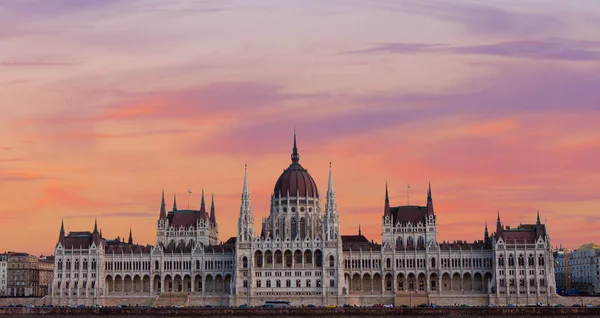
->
[427,181,432,201]
[59,219,65,241]
[210,193,216,225]
[384,182,391,217]
[159,189,167,220]
[291,129,300,163]
[325,162,337,216]
[93,218,98,234]
[536,210,541,226]
[358,224,362,236]
[484,222,489,241]
[496,211,502,230]
[200,188,206,213]
[327,162,334,194]
[242,164,249,199]
[427,181,434,215]
[128,228,133,245]
[173,194,178,211]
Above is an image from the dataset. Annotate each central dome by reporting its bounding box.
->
[273,132,319,198]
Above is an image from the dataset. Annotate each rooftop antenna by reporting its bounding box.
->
[407,184,411,205]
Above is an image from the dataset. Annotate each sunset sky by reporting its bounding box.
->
[1,0,600,256]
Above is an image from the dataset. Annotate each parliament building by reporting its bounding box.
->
[50,133,558,307]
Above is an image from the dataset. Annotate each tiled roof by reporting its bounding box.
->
[390,205,428,225]
[497,223,547,244]
[342,235,381,251]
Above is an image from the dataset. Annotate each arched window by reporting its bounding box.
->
[58,259,63,270]
[315,250,323,267]
[196,260,200,270]
[508,254,514,266]
[417,236,424,246]
[407,236,414,246]
[386,258,391,268]
[242,256,248,268]
[300,218,306,239]
[431,257,436,268]
[498,254,504,266]
[528,254,534,266]
[518,254,524,266]
[329,255,335,268]
[538,254,545,266]
[395,237,403,248]
[291,218,297,239]
[276,280,281,288]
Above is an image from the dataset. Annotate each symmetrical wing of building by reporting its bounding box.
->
[50,134,558,306]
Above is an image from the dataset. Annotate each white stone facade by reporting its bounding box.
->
[49,138,559,306]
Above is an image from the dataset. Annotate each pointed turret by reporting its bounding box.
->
[173,194,178,211]
[159,189,167,220]
[93,218,98,234]
[384,183,391,217]
[358,224,362,236]
[200,188,206,213]
[59,219,65,241]
[128,228,133,245]
[426,181,434,216]
[496,211,502,231]
[291,129,300,163]
[536,210,541,226]
[210,193,216,225]
[484,222,489,242]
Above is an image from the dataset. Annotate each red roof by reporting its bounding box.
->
[390,205,428,224]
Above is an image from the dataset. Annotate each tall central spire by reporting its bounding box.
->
[291,129,300,163]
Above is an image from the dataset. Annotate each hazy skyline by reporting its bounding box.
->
[1,0,600,255]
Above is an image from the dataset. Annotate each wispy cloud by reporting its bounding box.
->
[0,59,81,67]
[0,171,45,182]
[348,38,600,62]
[357,0,565,37]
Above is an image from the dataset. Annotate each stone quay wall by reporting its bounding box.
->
[2,306,600,316]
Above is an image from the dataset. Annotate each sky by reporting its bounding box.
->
[1,0,600,256]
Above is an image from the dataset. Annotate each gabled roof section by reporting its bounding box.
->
[390,205,429,225]
[342,234,381,251]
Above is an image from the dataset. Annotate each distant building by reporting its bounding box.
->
[0,253,7,296]
[554,243,600,295]
[6,253,54,297]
